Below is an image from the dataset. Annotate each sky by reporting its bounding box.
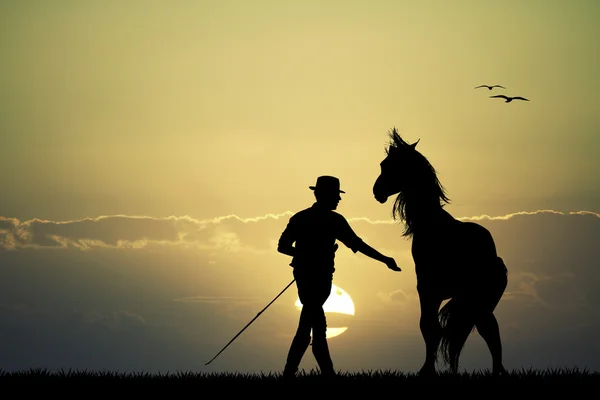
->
[1,1,599,375]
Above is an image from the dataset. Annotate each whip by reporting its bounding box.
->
[204,278,296,365]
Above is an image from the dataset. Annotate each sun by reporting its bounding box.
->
[295,283,355,339]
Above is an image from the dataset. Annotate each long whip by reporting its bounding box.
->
[204,278,296,366]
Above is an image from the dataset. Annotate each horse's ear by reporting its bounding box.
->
[410,139,420,149]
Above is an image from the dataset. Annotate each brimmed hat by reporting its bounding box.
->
[309,176,345,193]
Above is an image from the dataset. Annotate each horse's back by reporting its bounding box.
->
[413,219,506,296]
[413,219,497,264]
[459,221,498,259]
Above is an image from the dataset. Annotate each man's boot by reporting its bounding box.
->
[283,334,311,379]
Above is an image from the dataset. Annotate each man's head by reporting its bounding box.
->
[309,176,345,210]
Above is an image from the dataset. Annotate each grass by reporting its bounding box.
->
[1,367,598,390]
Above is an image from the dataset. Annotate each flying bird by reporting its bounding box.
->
[490,95,529,103]
[475,85,506,90]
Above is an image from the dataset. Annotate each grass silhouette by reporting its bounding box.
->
[1,367,597,386]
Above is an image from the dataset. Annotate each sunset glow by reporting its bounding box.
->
[0,1,598,375]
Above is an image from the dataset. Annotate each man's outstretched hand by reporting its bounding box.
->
[386,257,401,272]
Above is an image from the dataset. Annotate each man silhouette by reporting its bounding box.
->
[277,175,401,379]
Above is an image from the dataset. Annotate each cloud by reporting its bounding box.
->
[0,212,294,252]
[74,309,148,331]
[173,296,262,304]
[4,209,596,252]
[376,288,416,304]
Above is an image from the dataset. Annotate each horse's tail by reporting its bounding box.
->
[438,297,477,373]
[439,257,508,372]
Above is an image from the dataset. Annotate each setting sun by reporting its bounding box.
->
[295,283,355,339]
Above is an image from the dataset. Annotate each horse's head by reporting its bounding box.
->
[373,128,420,204]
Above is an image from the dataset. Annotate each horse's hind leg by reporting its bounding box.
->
[476,258,508,376]
[476,312,506,376]
[417,290,443,376]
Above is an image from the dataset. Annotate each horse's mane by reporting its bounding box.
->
[386,128,450,237]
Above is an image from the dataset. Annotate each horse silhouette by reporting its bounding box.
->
[372,127,508,376]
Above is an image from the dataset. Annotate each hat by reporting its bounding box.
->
[309,176,345,193]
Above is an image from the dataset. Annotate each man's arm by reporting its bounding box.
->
[356,241,388,263]
[277,218,296,257]
[277,241,296,257]
[337,216,401,272]
[356,241,401,271]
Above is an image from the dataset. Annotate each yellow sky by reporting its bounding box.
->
[1,1,600,374]
[1,1,598,223]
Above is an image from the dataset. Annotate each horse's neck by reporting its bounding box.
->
[406,202,456,232]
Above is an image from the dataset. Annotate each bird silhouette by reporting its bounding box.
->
[475,85,506,90]
[490,95,529,103]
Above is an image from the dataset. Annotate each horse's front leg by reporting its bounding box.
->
[417,287,443,377]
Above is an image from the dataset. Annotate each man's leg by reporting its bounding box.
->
[288,270,335,378]
[309,304,335,377]
[310,274,335,377]
[283,273,313,378]
[283,307,312,378]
